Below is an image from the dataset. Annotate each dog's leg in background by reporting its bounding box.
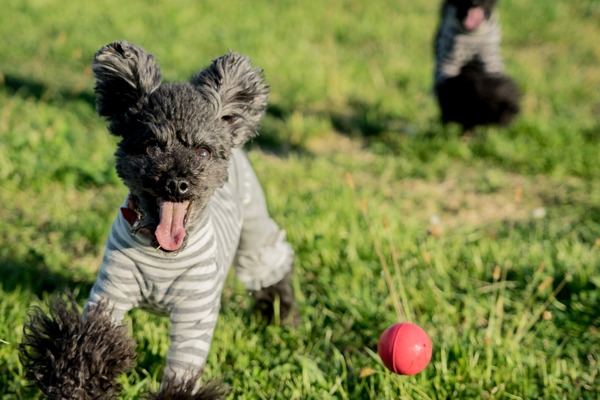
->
[233,150,296,324]
[19,293,136,399]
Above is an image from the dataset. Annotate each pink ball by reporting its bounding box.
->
[378,322,432,375]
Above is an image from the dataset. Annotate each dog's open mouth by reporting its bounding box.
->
[155,200,191,251]
[463,6,485,31]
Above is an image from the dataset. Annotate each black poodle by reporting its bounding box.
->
[19,40,297,399]
[434,0,521,132]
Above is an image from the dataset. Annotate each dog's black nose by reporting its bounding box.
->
[166,178,190,196]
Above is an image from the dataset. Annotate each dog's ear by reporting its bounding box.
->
[191,52,269,147]
[93,41,162,125]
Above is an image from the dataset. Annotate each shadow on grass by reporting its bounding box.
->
[249,103,311,156]
[330,97,415,140]
[256,97,424,158]
[2,72,96,107]
[0,257,93,301]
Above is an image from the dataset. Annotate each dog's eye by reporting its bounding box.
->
[221,115,237,125]
[146,145,159,155]
[195,146,211,159]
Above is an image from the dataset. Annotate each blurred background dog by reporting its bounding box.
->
[434,0,521,133]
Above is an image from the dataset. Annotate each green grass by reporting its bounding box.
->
[1,0,599,398]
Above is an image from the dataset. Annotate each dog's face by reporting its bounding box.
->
[447,0,497,30]
[93,41,269,251]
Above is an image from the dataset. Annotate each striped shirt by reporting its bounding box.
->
[434,4,504,86]
[85,148,294,380]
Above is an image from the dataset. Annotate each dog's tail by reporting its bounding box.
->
[19,292,137,400]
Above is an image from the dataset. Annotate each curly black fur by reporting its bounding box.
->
[19,294,229,399]
[434,0,521,132]
[253,272,296,324]
[19,294,137,400]
[436,59,521,131]
[147,376,227,400]
[19,40,295,399]
[92,41,270,239]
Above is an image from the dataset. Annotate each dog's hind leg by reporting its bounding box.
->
[232,150,296,323]
[19,292,136,399]
[252,270,296,324]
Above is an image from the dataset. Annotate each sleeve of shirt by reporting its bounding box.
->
[479,15,504,75]
[84,240,138,323]
[163,290,222,381]
[232,150,294,291]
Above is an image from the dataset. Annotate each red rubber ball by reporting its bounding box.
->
[378,322,432,375]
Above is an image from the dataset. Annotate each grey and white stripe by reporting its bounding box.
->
[434,4,504,86]
[85,148,293,380]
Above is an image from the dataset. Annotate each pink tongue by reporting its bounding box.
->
[464,7,485,30]
[155,201,189,251]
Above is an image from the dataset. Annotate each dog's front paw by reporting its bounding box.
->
[252,273,297,325]
[147,376,227,400]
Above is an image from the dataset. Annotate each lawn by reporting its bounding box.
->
[0,0,598,399]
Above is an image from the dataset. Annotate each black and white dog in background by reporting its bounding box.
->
[434,0,521,133]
